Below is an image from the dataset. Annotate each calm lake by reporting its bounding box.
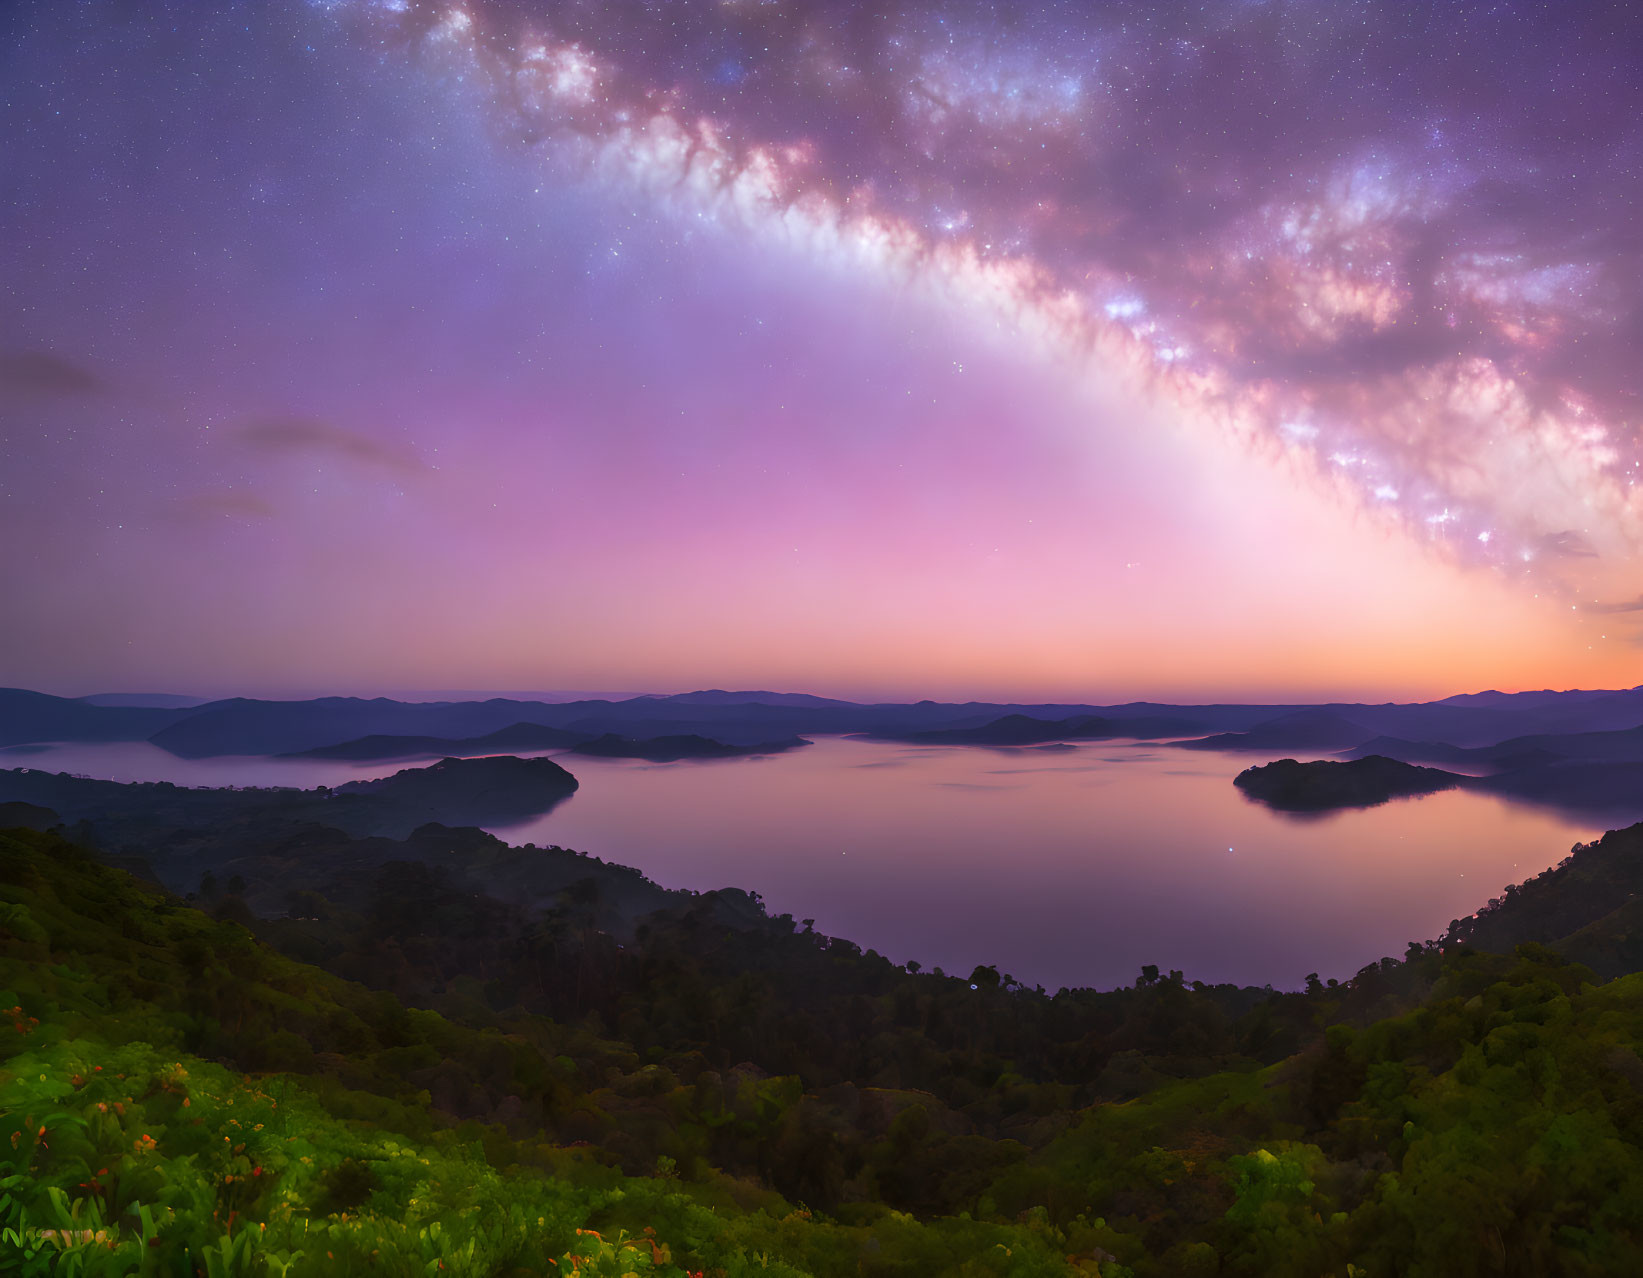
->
[5,735,1606,991]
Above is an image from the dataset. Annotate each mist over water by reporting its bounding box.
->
[8,735,1599,990]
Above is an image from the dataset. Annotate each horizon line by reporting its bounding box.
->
[14,681,1643,709]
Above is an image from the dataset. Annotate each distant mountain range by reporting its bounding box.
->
[78,692,213,708]
[284,722,593,761]
[1341,723,1643,769]
[284,723,813,764]
[1173,709,1380,753]
[7,684,1643,764]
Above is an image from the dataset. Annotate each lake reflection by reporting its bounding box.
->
[495,738,1599,990]
[5,736,1602,990]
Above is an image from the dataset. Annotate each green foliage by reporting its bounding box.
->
[0,830,1092,1276]
[9,821,1643,1276]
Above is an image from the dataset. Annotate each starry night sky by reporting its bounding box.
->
[3,0,1640,700]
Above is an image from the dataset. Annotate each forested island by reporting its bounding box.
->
[8,765,1643,1275]
[1233,755,1463,811]
[1235,753,1643,821]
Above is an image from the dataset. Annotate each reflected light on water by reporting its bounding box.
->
[4,735,1604,990]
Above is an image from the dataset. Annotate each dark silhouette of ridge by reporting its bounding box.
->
[7,683,1643,778]
[79,692,209,708]
[1343,723,1643,769]
[1178,709,1378,753]
[1474,760,1643,819]
[0,687,193,746]
[569,732,811,762]
[0,753,578,840]
[1435,687,1621,708]
[663,689,858,708]
[147,696,583,758]
[0,799,59,830]
[896,712,1208,746]
[284,721,589,761]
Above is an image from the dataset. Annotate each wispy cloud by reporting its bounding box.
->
[236,416,425,474]
[0,350,105,396]
[177,491,278,521]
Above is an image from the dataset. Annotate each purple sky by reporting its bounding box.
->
[3,0,1640,701]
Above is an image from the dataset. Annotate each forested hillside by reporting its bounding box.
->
[7,820,1643,1274]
